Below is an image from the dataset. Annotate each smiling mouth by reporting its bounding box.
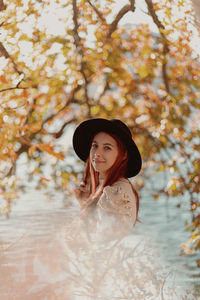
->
[93,160,105,163]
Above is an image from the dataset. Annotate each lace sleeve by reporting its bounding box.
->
[97,180,137,227]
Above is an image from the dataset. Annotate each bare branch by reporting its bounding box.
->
[99,80,110,100]
[162,43,170,93]
[0,86,28,93]
[0,76,27,93]
[0,42,23,75]
[0,41,25,86]
[86,0,105,22]
[53,118,76,139]
[107,3,136,39]
[145,0,170,94]
[16,143,29,156]
[72,0,81,49]
[43,85,81,125]
[0,0,6,11]
[72,0,92,118]
[129,0,135,10]
[145,0,164,30]
[0,41,9,58]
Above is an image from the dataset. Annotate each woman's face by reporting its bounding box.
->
[90,132,118,179]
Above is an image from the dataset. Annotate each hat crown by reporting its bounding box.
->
[111,119,132,138]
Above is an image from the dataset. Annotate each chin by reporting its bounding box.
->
[94,167,103,172]
[94,166,107,173]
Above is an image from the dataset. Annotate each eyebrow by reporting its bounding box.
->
[92,141,114,147]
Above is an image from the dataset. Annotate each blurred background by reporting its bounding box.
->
[0,0,200,297]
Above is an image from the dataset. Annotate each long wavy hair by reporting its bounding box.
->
[82,133,140,221]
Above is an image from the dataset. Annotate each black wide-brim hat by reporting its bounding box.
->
[72,118,142,178]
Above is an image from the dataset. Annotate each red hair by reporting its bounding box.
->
[83,133,140,222]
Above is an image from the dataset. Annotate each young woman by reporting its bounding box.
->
[72,118,142,233]
[57,119,181,299]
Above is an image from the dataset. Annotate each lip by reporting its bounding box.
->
[93,160,105,163]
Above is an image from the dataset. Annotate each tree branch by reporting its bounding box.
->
[42,85,81,126]
[145,0,170,94]
[0,86,28,93]
[53,118,76,139]
[0,42,23,75]
[86,0,105,22]
[72,0,92,118]
[107,2,136,39]
[0,74,28,93]
[145,0,165,30]
[0,0,6,11]
[72,0,81,49]
[161,43,170,93]
[15,143,29,156]
[0,41,9,58]
[99,80,110,101]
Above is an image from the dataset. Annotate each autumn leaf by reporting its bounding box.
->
[28,122,43,133]
[33,173,51,182]
[36,144,64,161]
[28,145,37,157]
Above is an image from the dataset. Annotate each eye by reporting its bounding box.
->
[104,146,111,151]
[91,143,98,149]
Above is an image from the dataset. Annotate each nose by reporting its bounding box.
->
[94,147,102,158]
[94,151,101,157]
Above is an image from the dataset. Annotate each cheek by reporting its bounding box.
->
[109,150,118,164]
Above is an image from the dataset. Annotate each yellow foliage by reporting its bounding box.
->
[137,65,149,78]
[157,165,166,172]
[91,105,100,115]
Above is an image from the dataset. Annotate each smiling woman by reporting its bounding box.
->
[73,118,141,223]
[59,118,146,297]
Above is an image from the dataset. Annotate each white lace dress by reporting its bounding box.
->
[0,179,194,299]
[58,178,177,300]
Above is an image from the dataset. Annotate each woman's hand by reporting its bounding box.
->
[74,182,90,207]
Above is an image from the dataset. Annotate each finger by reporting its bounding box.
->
[79,186,88,193]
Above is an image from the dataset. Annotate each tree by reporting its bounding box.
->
[0,0,200,257]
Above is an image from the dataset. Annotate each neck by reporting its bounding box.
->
[99,171,107,181]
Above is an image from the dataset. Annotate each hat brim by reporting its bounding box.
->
[72,119,142,177]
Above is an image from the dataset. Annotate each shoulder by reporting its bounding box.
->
[111,178,134,192]
[103,178,136,200]
[97,178,137,225]
[112,178,133,189]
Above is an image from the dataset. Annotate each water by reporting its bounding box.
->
[0,188,200,299]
